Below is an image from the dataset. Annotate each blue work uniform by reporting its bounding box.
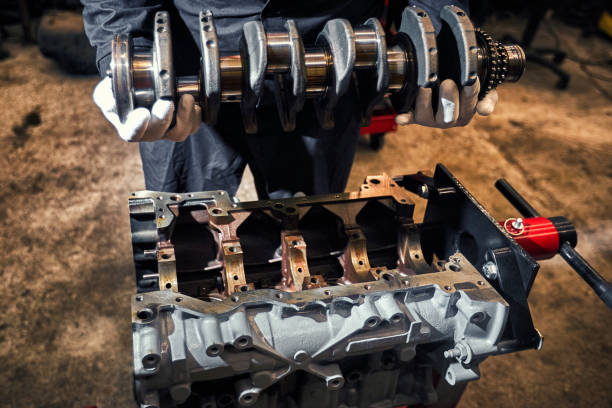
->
[82,0,465,197]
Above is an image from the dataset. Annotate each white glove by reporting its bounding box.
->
[395,78,498,128]
[93,77,201,142]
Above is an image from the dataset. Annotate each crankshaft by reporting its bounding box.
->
[110,5,525,133]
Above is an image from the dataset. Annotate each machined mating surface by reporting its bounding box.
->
[110,5,525,132]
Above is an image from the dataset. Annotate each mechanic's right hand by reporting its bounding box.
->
[93,77,201,142]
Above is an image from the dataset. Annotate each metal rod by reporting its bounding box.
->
[494,178,540,218]
[559,243,612,309]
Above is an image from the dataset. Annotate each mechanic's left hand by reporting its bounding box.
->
[395,77,498,128]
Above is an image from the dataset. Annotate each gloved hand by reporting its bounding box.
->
[395,78,498,128]
[93,77,201,142]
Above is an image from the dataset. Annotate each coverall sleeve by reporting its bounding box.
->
[81,0,167,77]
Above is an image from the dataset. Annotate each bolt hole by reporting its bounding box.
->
[370,178,380,184]
[211,208,222,215]
[244,395,253,402]
[414,254,420,259]
[159,69,168,78]
[477,280,485,286]
[358,260,364,266]
[275,293,283,299]
[175,297,182,302]
[330,379,341,386]
[417,11,427,17]
[366,317,378,327]
[240,285,249,292]
[231,295,239,302]
[228,246,238,253]
[292,240,300,246]
[165,282,172,289]
[201,16,209,23]
[471,312,485,323]
[457,11,465,16]
[391,314,403,323]
[310,277,317,284]
[135,296,143,302]
[156,27,165,33]
[170,194,181,201]
[237,336,249,347]
[233,275,239,281]
[297,267,303,273]
[363,185,370,189]
[324,290,331,296]
[449,264,461,272]
[364,284,371,290]
[161,253,171,260]
[382,273,393,281]
[273,202,284,209]
[156,18,164,24]
[444,285,452,291]
[203,25,212,32]
[137,308,153,320]
[208,345,220,355]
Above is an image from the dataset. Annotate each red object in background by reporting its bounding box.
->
[500,216,560,260]
[360,99,397,135]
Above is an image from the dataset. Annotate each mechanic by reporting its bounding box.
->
[83,0,497,198]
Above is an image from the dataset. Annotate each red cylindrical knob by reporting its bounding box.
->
[501,216,565,260]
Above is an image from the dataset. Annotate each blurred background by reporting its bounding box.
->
[0,0,610,407]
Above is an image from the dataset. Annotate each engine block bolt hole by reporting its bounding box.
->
[170,194,181,201]
[136,308,153,320]
[365,317,379,327]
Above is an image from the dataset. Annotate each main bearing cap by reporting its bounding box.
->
[109,6,525,132]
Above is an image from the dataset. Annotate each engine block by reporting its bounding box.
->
[128,165,545,408]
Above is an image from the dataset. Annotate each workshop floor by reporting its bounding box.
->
[0,17,610,408]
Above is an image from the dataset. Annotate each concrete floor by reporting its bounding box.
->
[0,17,611,408]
